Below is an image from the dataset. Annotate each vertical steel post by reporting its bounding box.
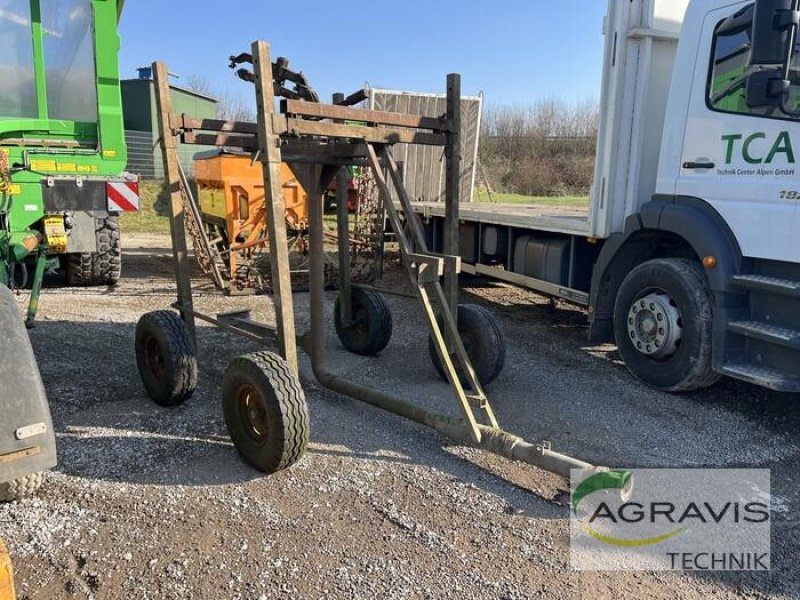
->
[336,167,353,325]
[332,93,352,325]
[24,245,47,328]
[251,41,298,374]
[444,74,462,319]
[153,61,196,346]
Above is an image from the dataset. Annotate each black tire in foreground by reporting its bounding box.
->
[429,303,506,387]
[613,258,720,392]
[0,472,44,502]
[135,311,198,407]
[334,287,393,356]
[65,216,122,286]
[222,351,310,474]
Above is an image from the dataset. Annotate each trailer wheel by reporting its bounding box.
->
[135,311,198,407]
[429,304,506,387]
[613,258,720,392]
[222,351,309,474]
[334,287,393,355]
[0,472,44,502]
[65,216,122,286]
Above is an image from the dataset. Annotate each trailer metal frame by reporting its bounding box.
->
[149,41,615,481]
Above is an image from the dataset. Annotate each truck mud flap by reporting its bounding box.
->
[0,286,56,483]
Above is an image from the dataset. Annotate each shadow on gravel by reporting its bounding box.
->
[29,320,264,488]
[460,278,800,439]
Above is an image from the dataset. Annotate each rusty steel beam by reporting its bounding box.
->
[273,116,447,146]
[252,41,299,374]
[173,114,259,134]
[281,99,448,132]
[153,61,197,346]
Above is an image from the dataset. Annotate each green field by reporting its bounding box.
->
[473,191,589,206]
[120,181,171,234]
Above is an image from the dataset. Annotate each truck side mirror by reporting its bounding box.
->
[750,0,797,66]
[746,0,800,108]
[746,70,790,107]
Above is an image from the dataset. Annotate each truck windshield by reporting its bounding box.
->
[41,0,97,122]
[0,0,38,119]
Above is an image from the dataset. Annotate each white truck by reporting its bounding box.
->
[412,0,800,393]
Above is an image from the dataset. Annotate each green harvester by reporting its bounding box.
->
[0,0,138,324]
[0,0,134,502]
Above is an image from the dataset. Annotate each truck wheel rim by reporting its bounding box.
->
[238,384,269,441]
[144,336,165,381]
[627,291,682,360]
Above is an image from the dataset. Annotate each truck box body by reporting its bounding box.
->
[593,0,690,238]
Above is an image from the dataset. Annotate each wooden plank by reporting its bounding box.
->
[182,132,258,150]
[153,61,197,345]
[171,114,258,134]
[281,99,448,132]
[252,41,298,374]
[335,88,368,106]
[276,118,447,146]
[444,74,462,319]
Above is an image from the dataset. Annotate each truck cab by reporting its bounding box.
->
[590,0,800,392]
[0,0,137,288]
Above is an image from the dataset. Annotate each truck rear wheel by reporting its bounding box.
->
[334,287,393,356]
[65,216,121,286]
[0,472,44,502]
[429,304,506,387]
[135,311,198,407]
[613,258,720,392]
[222,351,309,474]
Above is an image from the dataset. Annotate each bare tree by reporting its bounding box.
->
[186,75,256,122]
[480,97,600,196]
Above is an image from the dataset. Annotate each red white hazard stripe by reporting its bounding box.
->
[107,181,140,212]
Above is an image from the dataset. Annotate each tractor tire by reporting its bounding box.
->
[65,216,122,286]
[135,311,198,407]
[429,304,506,387]
[613,258,720,392]
[222,351,309,474]
[0,472,44,502]
[334,287,393,356]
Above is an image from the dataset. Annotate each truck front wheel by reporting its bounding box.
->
[613,258,719,392]
[65,216,122,286]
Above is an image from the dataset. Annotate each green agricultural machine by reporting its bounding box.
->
[1,0,135,502]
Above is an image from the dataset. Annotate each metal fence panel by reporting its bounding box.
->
[125,129,212,181]
[369,88,482,204]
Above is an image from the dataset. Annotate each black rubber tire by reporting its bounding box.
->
[222,351,310,474]
[334,287,393,356]
[0,472,44,502]
[65,216,122,286]
[429,304,506,387]
[135,311,198,407]
[613,258,720,392]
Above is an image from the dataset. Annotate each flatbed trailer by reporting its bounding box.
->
[412,201,594,304]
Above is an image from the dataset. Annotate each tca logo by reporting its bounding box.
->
[722,131,795,165]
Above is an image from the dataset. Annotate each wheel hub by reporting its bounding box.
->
[627,292,682,359]
[144,336,165,381]
[238,384,269,440]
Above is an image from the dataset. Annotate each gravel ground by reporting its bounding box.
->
[0,233,798,599]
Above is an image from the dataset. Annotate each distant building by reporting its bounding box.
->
[121,69,218,179]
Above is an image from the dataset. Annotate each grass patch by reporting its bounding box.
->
[120,181,171,234]
[473,190,589,207]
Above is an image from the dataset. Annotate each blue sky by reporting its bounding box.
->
[118,1,606,108]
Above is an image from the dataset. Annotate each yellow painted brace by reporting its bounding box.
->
[0,537,16,600]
